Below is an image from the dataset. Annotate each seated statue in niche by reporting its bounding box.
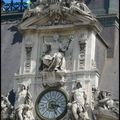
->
[40,34,74,88]
[41,34,66,73]
[71,82,90,120]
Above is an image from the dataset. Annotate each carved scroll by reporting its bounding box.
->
[79,41,86,69]
[25,47,32,72]
[78,33,87,70]
[24,39,33,73]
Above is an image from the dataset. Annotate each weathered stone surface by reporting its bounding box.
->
[1,0,119,120]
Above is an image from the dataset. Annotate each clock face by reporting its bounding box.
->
[35,89,68,120]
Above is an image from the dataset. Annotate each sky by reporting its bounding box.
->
[4,0,28,3]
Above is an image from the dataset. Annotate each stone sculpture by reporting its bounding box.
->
[22,0,49,20]
[70,0,91,14]
[22,0,96,22]
[40,34,67,87]
[14,84,34,120]
[40,34,74,88]
[71,82,90,120]
[65,102,74,120]
[94,90,119,117]
[1,95,14,120]
[42,34,66,72]
[62,0,96,21]
[22,91,34,120]
[14,84,28,120]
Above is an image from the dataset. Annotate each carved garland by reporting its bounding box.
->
[24,39,33,73]
[25,46,32,72]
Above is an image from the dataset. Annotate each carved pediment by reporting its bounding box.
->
[18,13,96,30]
[18,0,97,30]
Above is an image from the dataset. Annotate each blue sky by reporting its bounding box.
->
[4,0,28,3]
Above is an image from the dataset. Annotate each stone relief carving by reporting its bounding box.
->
[40,34,74,71]
[78,33,87,70]
[92,90,119,118]
[22,0,96,23]
[24,39,33,73]
[39,34,68,87]
[69,0,95,20]
[39,35,72,68]
[64,36,74,71]
[79,41,86,69]
[41,34,66,73]
[39,34,74,87]
[25,46,32,72]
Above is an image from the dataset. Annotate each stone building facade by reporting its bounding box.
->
[1,0,119,99]
[1,0,119,120]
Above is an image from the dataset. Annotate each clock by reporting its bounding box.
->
[35,88,68,120]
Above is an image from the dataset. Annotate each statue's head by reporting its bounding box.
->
[43,43,51,54]
[21,85,26,90]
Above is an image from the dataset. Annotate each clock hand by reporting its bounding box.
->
[51,104,60,108]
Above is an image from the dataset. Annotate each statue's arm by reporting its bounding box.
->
[99,97,110,103]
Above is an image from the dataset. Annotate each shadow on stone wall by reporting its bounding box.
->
[8,26,22,45]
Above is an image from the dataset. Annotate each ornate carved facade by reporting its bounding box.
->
[1,0,119,120]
